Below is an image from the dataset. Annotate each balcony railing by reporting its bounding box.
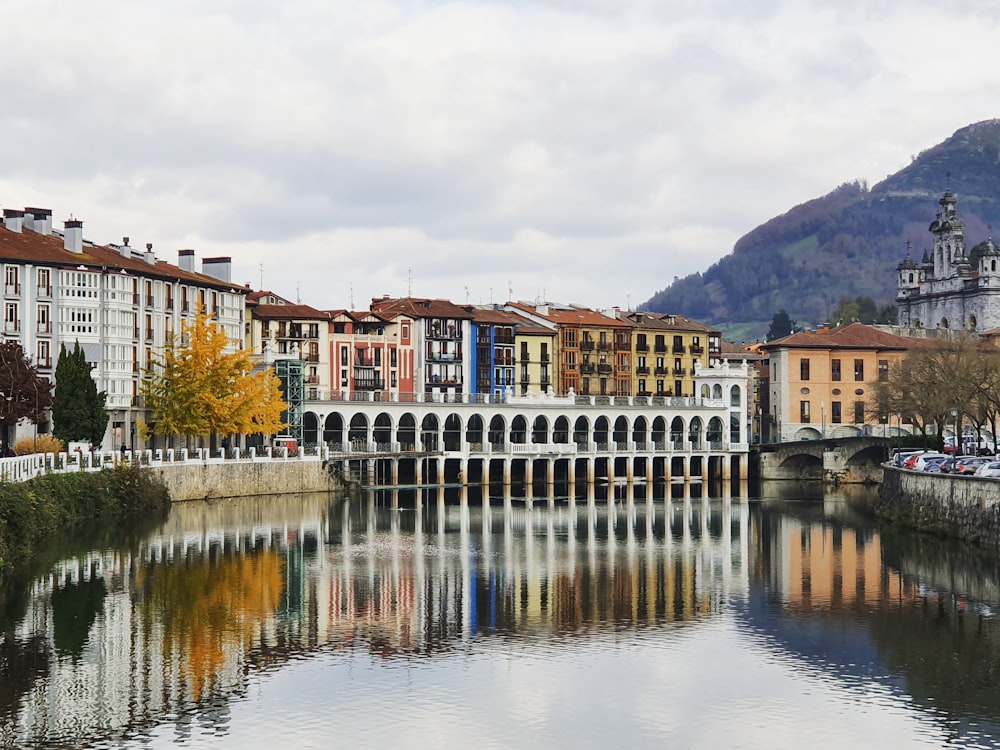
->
[654,367,667,375]
[597,364,613,374]
[636,343,649,352]
[581,364,596,374]
[580,340,595,351]
[673,367,686,376]
[636,366,650,374]
[654,344,667,353]
[672,345,686,353]
[690,345,704,354]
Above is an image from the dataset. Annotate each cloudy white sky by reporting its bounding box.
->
[2,0,999,313]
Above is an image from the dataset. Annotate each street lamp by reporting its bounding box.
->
[950,407,960,454]
[821,401,826,439]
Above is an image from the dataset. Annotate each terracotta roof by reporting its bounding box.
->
[625,311,720,334]
[760,322,920,351]
[0,223,247,294]
[508,301,633,329]
[252,303,331,321]
[370,296,474,320]
[720,339,766,360]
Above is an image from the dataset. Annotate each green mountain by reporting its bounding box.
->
[642,119,1000,341]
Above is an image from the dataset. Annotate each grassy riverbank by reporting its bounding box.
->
[0,465,171,579]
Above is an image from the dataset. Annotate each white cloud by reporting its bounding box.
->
[2,0,999,313]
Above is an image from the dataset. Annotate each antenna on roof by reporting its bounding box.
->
[507,280,512,302]
[259,263,263,290]
[465,286,469,303]
[296,282,301,304]
[407,268,413,297]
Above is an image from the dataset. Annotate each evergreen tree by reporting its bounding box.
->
[0,341,55,452]
[766,309,797,341]
[53,342,108,445]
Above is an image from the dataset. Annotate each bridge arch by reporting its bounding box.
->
[795,427,823,440]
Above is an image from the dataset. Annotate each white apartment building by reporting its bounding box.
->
[1,206,248,450]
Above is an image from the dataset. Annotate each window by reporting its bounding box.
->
[37,268,50,294]
[4,302,18,331]
[800,358,810,380]
[37,340,50,368]
[831,359,841,381]
[341,346,348,366]
[638,378,646,393]
[390,349,397,367]
[5,266,18,292]
[854,359,864,381]
[401,322,410,340]
[800,400,810,423]
[854,401,865,423]
[37,304,50,333]
[832,402,841,423]
[878,359,889,381]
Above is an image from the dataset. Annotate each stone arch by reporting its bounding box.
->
[613,416,629,447]
[970,314,978,331]
[573,416,590,447]
[348,413,369,445]
[488,415,506,448]
[303,411,319,446]
[652,416,666,447]
[398,413,417,449]
[373,412,392,445]
[443,413,462,451]
[421,414,440,451]
[510,415,527,444]
[323,412,345,446]
[466,414,485,448]
[707,416,724,447]
[594,416,610,446]
[553,416,570,444]
[632,416,648,448]
[670,416,684,448]
[532,415,549,444]
[688,416,703,450]
[940,317,950,329]
[795,426,823,440]
[730,385,741,407]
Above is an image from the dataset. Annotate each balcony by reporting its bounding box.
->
[690,345,704,354]
[654,344,667,353]
[307,376,319,384]
[36,321,51,334]
[581,364,596,374]
[615,341,630,351]
[540,353,550,363]
[355,378,386,391]
[672,345,686,354]
[597,342,611,352]
[636,343,649,352]
[426,351,461,362]
[580,340,595,351]
[673,367,686,376]
[37,286,51,298]
[494,332,514,344]
[636,366,650,374]
[145,296,154,307]
[597,364,613,374]
[427,324,460,340]
[145,329,153,340]
[654,367,667,375]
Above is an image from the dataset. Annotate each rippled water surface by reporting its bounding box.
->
[4,483,1000,749]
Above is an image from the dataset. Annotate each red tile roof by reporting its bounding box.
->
[0,223,248,293]
[370,296,474,320]
[760,322,920,351]
[508,302,633,329]
[252,303,331,321]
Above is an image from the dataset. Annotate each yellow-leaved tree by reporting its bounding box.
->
[141,308,287,444]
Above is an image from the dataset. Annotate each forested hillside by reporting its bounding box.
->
[642,119,1000,340]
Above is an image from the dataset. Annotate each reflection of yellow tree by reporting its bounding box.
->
[138,552,284,701]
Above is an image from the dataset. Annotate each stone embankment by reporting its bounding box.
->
[155,459,350,501]
[878,466,1000,546]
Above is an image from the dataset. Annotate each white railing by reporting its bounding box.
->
[0,444,330,484]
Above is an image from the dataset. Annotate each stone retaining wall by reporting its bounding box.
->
[879,466,1000,547]
[154,460,344,502]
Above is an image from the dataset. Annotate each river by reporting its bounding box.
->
[2,482,1000,749]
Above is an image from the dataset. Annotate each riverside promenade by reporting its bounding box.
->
[0,446,341,502]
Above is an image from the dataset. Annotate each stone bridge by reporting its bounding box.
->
[757,436,891,483]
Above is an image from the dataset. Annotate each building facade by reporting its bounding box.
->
[1,207,247,450]
[897,190,1000,331]
[625,312,722,399]
[760,323,916,442]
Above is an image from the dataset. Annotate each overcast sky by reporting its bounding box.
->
[2,0,999,314]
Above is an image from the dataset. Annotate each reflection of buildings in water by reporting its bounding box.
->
[5,495,752,745]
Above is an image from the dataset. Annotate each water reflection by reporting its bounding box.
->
[2,486,1000,748]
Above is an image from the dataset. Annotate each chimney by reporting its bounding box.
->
[64,218,83,253]
[202,256,232,282]
[24,207,52,235]
[144,242,156,265]
[3,209,24,233]
[178,248,195,272]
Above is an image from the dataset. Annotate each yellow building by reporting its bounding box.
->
[509,312,558,396]
[624,312,721,398]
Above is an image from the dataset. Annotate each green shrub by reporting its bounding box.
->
[0,466,170,578]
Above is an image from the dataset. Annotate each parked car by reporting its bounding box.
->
[921,456,951,472]
[938,455,976,473]
[974,461,1000,478]
[910,452,949,471]
[955,456,990,475]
